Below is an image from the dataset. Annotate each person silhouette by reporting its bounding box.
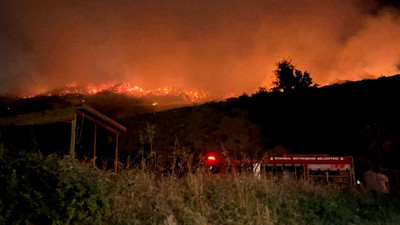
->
[376,167,390,194]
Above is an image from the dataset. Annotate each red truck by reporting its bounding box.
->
[204,153,356,188]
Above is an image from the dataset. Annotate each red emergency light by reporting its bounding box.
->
[207,155,216,161]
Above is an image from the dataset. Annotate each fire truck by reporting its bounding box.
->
[204,154,356,188]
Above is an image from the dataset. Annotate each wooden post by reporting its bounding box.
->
[93,123,97,167]
[304,164,309,181]
[115,133,119,173]
[351,157,356,187]
[326,170,329,184]
[70,113,77,158]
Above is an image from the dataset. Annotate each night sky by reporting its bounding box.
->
[1,0,399,96]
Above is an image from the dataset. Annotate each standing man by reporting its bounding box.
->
[376,167,390,194]
[363,164,379,192]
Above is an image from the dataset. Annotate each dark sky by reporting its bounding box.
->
[1,0,399,96]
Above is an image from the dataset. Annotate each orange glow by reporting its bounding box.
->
[3,1,400,97]
[224,92,237,99]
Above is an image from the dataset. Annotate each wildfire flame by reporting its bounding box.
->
[38,82,211,103]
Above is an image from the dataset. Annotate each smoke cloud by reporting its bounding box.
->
[0,0,399,96]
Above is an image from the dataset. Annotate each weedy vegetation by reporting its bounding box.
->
[1,140,400,225]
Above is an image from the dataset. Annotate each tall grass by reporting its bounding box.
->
[109,169,400,225]
[1,144,400,224]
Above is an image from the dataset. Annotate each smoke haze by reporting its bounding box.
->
[1,0,399,96]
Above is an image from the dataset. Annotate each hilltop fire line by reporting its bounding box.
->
[28,83,213,103]
[204,153,356,188]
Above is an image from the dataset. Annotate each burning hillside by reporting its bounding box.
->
[33,83,213,103]
[0,82,239,119]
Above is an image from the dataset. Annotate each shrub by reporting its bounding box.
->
[0,145,111,225]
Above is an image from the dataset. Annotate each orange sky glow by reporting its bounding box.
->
[1,0,399,97]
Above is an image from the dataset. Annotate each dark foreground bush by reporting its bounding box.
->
[0,145,111,225]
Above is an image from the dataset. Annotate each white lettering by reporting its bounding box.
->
[317,157,339,160]
[275,157,291,160]
[292,157,316,160]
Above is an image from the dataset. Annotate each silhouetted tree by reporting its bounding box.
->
[271,59,317,93]
[256,87,268,94]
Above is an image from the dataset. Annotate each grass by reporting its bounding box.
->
[1,145,400,225]
[109,169,400,225]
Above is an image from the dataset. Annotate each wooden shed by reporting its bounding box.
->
[0,105,126,172]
